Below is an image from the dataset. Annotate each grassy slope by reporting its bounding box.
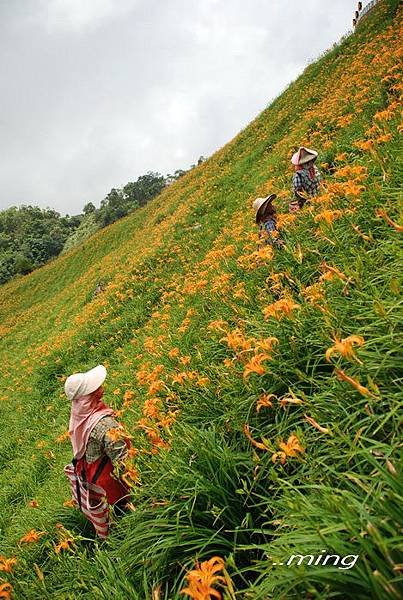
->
[0,1,402,598]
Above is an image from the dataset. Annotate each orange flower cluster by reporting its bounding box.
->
[256,393,303,412]
[244,425,304,465]
[180,556,227,600]
[325,335,365,363]
[219,327,278,379]
[0,582,13,600]
[302,283,325,305]
[0,557,17,574]
[237,245,273,270]
[19,529,46,544]
[263,297,300,321]
[320,263,349,282]
[314,209,345,225]
[272,434,305,465]
[243,353,271,379]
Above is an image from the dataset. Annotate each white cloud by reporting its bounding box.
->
[41,0,139,33]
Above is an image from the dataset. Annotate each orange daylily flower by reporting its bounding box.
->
[351,224,371,241]
[314,209,344,224]
[220,328,253,353]
[376,133,392,143]
[272,434,305,464]
[54,537,75,554]
[172,372,187,385]
[335,369,377,398]
[255,337,279,352]
[263,298,300,320]
[354,139,374,151]
[207,320,228,333]
[139,424,170,452]
[276,212,297,230]
[237,245,273,270]
[278,434,305,457]
[0,582,13,600]
[304,415,331,434]
[63,499,76,508]
[266,272,283,293]
[279,396,304,408]
[302,283,325,304]
[0,556,17,573]
[19,529,46,544]
[157,411,178,429]
[256,393,275,412]
[374,108,394,121]
[325,335,365,363]
[56,431,70,443]
[342,182,365,197]
[180,556,226,600]
[127,446,138,458]
[147,380,165,395]
[122,466,140,487]
[336,114,353,128]
[107,427,131,442]
[243,353,270,378]
[333,165,367,180]
[28,500,39,508]
[376,209,403,232]
[123,389,135,403]
[320,262,349,282]
[142,397,162,419]
[233,282,248,300]
[243,424,271,451]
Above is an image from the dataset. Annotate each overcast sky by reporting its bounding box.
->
[0,0,356,214]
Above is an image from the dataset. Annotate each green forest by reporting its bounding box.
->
[0,162,206,285]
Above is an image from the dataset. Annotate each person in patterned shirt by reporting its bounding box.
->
[291,146,322,209]
[65,365,130,511]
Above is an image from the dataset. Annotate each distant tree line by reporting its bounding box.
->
[0,158,205,285]
[0,206,79,283]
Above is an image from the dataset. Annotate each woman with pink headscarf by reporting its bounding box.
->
[65,365,130,509]
[290,146,322,211]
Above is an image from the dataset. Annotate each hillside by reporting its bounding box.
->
[0,1,402,598]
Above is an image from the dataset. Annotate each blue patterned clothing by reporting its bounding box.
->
[263,217,276,234]
[260,217,278,245]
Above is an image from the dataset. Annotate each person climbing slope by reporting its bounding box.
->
[64,365,131,524]
[291,146,322,209]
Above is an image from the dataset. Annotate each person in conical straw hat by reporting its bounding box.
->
[65,364,131,512]
[290,146,322,210]
[253,193,283,247]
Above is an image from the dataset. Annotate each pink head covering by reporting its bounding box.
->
[69,393,114,459]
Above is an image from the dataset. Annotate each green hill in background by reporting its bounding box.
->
[0,1,401,598]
